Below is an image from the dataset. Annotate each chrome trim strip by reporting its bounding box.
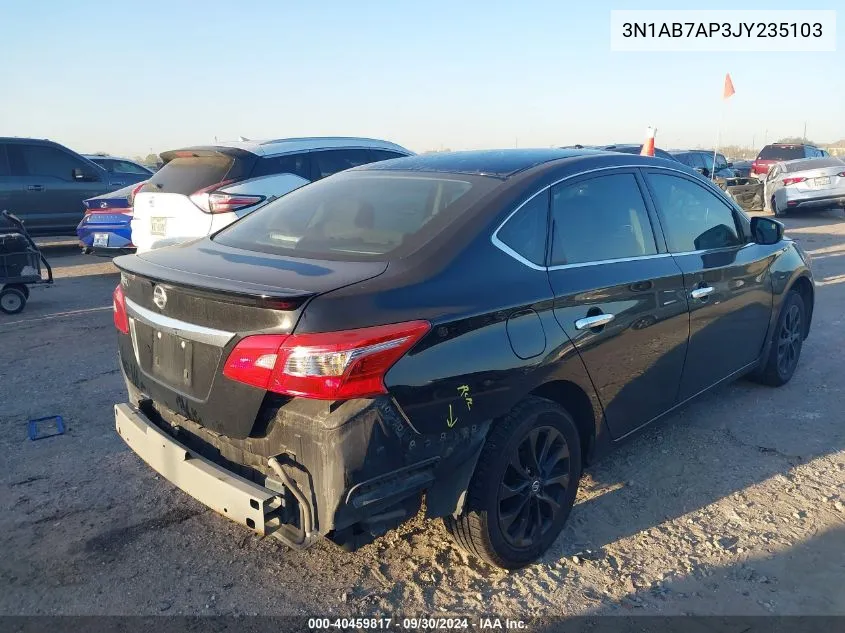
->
[548,253,673,271]
[125,297,235,347]
[490,163,749,271]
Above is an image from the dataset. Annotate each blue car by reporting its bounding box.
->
[77,182,143,254]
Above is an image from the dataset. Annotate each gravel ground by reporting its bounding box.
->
[1,210,844,618]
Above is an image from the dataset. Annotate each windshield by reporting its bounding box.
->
[213,172,492,261]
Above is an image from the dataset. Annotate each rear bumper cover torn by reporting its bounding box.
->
[114,402,310,546]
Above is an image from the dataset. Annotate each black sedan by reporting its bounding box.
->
[111,149,814,569]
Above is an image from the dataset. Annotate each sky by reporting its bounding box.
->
[0,0,842,157]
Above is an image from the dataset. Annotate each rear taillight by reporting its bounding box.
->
[113,284,129,334]
[223,320,431,400]
[837,171,845,177]
[128,181,146,207]
[783,177,807,186]
[189,180,263,214]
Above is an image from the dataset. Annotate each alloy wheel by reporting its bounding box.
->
[777,303,802,377]
[497,424,571,549]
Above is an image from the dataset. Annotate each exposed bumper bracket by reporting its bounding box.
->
[114,403,316,549]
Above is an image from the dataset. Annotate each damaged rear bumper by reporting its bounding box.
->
[114,402,317,549]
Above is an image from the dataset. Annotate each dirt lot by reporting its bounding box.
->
[1,211,844,618]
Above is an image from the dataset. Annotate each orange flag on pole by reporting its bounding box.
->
[723,73,735,99]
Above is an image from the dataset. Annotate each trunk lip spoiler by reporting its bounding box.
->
[114,256,315,306]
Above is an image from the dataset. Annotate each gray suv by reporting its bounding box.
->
[0,138,144,235]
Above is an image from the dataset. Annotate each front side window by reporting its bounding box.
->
[312,149,374,179]
[16,145,88,180]
[550,173,657,266]
[647,173,743,252]
[495,190,549,266]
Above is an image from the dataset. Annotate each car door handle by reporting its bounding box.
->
[26,184,44,192]
[575,313,615,330]
[112,181,125,186]
[690,286,714,300]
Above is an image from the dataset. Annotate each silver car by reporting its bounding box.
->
[765,156,845,216]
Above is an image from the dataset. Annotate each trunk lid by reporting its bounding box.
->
[114,239,388,438]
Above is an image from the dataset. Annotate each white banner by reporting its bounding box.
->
[610,10,837,52]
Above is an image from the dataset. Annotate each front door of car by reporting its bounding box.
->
[547,170,690,439]
[642,169,777,400]
[7,144,106,233]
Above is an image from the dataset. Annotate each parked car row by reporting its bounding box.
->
[130,137,412,253]
[751,143,830,179]
[111,148,814,569]
[562,144,765,212]
[763,156,845,216]
[0,137,150,235]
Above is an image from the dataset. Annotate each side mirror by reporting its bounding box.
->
[751,216,784,245]
[727,162,734,168]
[695,167,710,178]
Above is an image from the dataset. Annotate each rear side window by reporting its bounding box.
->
[312,149,373,179]
[758,145,804,161]
[214,172,491,261]
[647,173,742,252]
[368,149,407,162]
[252,153,311,180]
[495,190,549,266]
[550,173,657,266]
[15,145,89,181]
[142,154,238,195]
[110,160,151,175]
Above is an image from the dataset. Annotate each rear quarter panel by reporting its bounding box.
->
[303,221,605,451]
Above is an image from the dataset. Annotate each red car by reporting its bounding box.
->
[751,143,828,178]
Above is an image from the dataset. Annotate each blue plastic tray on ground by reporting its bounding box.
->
[27,415,65,441]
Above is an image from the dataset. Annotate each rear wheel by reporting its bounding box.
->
[772,196,786,217]
[443,397,582,569]
[0,287,26,315]
[753,290,806,386]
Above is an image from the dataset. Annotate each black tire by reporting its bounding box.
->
[753,290,806,387]
[0,287,26,315]
[9,283,29,300]
[772,195,785,217]
[443,396,582,569]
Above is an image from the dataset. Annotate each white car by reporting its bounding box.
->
[131,137,413,253]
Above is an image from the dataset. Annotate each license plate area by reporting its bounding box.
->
[93,233,109,247]
[152,331,194,387]
[150,217,167,236]
[814,176,831,187]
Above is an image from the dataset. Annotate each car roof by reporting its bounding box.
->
[356,148,686,179]
[82,154,138,161]
[174,137,413,158]
[766,143,812,148]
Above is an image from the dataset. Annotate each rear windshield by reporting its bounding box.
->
[758,146,804,160]
[783,157,844,172]
[213,172,492,261]
[140,154,236,195]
